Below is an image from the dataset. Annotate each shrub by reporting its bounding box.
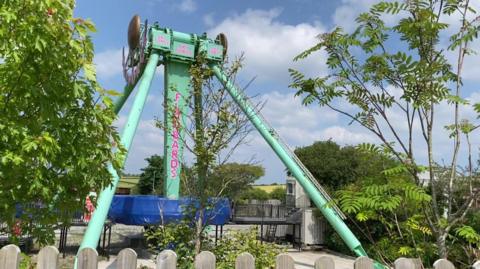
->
[213,228,284,269]
[145,225,283,269]
[145,222,202,269]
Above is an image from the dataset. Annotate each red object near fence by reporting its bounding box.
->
[84,196,95,223]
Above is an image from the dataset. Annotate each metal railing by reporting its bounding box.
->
[233,204,287,219]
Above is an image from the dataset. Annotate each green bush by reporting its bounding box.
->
[213,228,284,269]
[145,225,283,269]
[145,222,204,269]
[19,253,33,269]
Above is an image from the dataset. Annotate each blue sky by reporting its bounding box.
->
[75,0,480,184]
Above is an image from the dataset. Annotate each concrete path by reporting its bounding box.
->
[287,249,355,269]
[98,257,156,269]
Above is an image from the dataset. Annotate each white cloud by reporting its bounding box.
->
[460,39,480,82]
[203,13,215,27]
[178,0,197,13]
[261,91,337,131]
[332,0,379,32]
[222,90,376,183]
[319,126,375,144]
[146,93,161,106]
[94,49,123,79]
[207,9,328,83]
[155,65,165,76]
[114,116,165,173]
[241,91,373,148]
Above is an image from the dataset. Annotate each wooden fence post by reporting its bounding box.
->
[0,244,20,269]
[354,256,374,269]
[37,246,59,269]
[433,259,455,269]
[235,252,255,269]
[157,249,177,269]
[275,253,294,269]
[315,256,335,269]
[77,247,98,269]
[394,257,416,269]
[116,248,137,269]
[195,251,216,269]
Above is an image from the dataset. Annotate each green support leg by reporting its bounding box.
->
[211,64,370,258]
[113,84,135,114]
[75,52,160,266]
[163,60,191,199]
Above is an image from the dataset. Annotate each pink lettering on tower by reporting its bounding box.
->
[170,92,182,179]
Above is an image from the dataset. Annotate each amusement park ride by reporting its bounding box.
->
[76,15,374,265]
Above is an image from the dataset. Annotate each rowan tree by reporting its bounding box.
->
[291,0,480,260]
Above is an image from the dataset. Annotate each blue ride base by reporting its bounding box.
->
[108,196,231,226]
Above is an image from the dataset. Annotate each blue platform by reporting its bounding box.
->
[108,196,231,226]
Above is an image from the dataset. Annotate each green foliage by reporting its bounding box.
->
[19,253,33,269]
[145,222,199,269]
[294,141,360,190]
[269,187,286,204]
[295,140,398,190]
[338,182,431,215]
[0,0,122,244]
[207,163,264,200]
[290,0,480,264]
[145,225,282,269]
[213,228,283,269]
[449,210,480,264]
[455,225,480,244]
[289,0,471,119]
[159,53,255,254]
[336,180,436,263]
[237,188,270,202]
[138,155,165,195]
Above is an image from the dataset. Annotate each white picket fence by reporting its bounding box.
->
[0,244,479,269]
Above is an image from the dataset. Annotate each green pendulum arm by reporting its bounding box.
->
[210,64,368,258]
[76,52,160,258]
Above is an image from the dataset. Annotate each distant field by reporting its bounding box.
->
[253,184,285,193]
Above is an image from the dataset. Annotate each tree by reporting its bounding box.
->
[269,187,286,204]
[290,0,480,260]
[186,54,258,254]
[0,1,122,243]
[154,54,258,255]
[138,155,165,195]
[295,140,360,190]
[237,188,270,202]
[295,140,399,190]
[208,163,264,200]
